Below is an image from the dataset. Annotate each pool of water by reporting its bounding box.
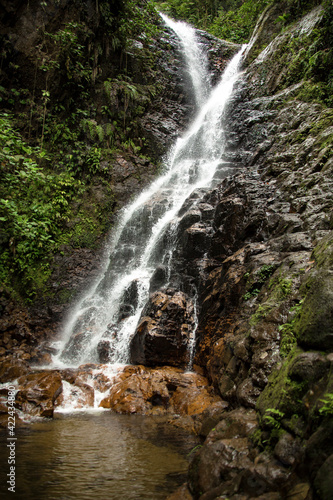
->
[0,412,200,499]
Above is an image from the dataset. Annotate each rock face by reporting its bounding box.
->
[130,289,196,368]
[172,4,333,499]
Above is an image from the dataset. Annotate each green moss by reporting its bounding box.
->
[243,263,277,301]
[256,347,307,418]
[294,270,333,351]
[249,302,274,326]
[312,233,333,269]
[269,275,293,297]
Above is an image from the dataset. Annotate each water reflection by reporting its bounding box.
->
[0,412,199,499]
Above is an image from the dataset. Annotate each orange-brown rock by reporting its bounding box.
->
[166,483,194,500]
[0,357,30,383]
[16,371,62,417]
[99,365,224,424]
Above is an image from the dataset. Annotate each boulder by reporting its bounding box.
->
[130,289,195,368]
[16,371,63,417]
[99,365,222,420]
[314,454,333,500]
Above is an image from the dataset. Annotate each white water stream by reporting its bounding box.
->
[53,16,245,370]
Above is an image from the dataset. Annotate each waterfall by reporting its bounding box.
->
[53,17,245,368]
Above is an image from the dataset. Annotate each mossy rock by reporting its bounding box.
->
[256,347,307,419]
[314,454,333,500]
[312,232,333,269]
[294,270,333,351]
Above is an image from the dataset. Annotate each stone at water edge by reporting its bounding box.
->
[98,365,225,426]
[15,371,63,418]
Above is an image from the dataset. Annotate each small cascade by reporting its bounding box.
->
[53,18,246,369]
[54,364,126,413]
[160,13,210,107]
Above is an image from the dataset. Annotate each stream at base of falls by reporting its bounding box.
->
[0,412,200,499]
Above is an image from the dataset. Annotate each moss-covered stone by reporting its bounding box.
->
[312,233,333,269]
[256,347,306,417]
[294,270,333,351]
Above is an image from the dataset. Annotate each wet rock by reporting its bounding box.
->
[210,196,245,258]
[205,408,258,444]
[177,209,202,235]
[294,271,333,351]
[55,380,95,409]
[61,330,92,362]
[118,279,140,320]
[97,339,112,363]
[187,408,272,498]
[288,352,329,384]
[149,265,168,294]
[237,378,261,408]
[199,401,230,438]
[16,371,62,417]
[285,483,312,500]
[100,366,169,414]
[189,437,255,497]
[181,223,214,259]
[0,357,30,383]
[274,432,302,466]
[304,420,333,479]
[314,454,333,500]
[166,483,193,500]
[99,365,221,421]
[130,289,195,368]
[171,383,221,417]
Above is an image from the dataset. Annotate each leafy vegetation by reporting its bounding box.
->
[154,0,270,43]
[156,1,326,37]
[278,300,303,357]
[0,114,82,297]
[243,263,276,300]
[319,393,333,417]
[0,0,162,302]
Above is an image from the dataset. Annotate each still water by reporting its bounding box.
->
[0,412,200,499]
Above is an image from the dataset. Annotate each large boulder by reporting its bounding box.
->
[130,289,196,368]
[16,371,63,418]
[99,365,223,421]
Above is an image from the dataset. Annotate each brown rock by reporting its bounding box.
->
[205,408,258,444]
[171,385,220,416]
[98,365,222,420]
[0,357,30,383]
[166,483,193,500]
[130,289,195,368]
[16,371,62,417]
[274,432,302,466]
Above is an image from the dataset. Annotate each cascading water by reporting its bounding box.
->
[53,16,245,369]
